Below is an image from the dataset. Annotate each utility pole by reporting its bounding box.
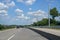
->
[48,3,50,27]
[46,0,54,27]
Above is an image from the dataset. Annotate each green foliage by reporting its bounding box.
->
[32,18,48,26]
[31,7,60,26]
[50,19,57,25]
[36,19,48,26]
[0,24,4,30]
[32,18,60,26]
[56,21,60,25]
[0,24,15,30]
[50,19,57,26]
[32,22,37,26]
[50,7,58,19]
[50,7,60,26]
[50,23,56,26]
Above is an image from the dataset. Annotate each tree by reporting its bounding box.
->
[59,13,60,16]
[56,21,60,25]
[0,24,4,30]
[32,18,48,26]
[39,19,48,26]
[50,19,57,26]
[50,7,58,19]
[32,22,37,26]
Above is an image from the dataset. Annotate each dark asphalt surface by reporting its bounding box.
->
[0,28,60,40]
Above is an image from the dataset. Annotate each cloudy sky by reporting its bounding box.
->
[0,0,60,25]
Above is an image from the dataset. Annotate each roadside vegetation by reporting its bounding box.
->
[0,7,60,30]
[31,7,60,26]
[0,24,15,30]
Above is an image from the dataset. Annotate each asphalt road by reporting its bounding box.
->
[0,28,17,40]
[29,28,60,40]
[31,28,60,36]
[0,28,48,40]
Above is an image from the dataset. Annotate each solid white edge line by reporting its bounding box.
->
[8,34,15,40]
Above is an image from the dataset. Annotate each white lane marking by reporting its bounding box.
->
[8,34,15,40]
[8,28,22,40]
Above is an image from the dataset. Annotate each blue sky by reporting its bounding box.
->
[0,0,60,25]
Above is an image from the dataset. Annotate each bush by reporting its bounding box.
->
[0,24,4,30]
[0,24,15,30]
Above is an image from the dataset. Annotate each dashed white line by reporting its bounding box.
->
[8,28,22,40]
[8,34,15,40]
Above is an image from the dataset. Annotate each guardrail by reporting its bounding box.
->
[26,26,60,29]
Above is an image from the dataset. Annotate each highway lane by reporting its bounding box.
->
[0,28,19,40]
[0,28,60,40]
[1,28,60,40]
[10,28,48,40]
[0,28,48,40]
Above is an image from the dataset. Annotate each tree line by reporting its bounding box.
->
[0,24,15,30]
[31,7,60,26]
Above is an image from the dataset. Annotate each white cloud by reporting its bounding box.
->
[32,18,37,22]
[28,10,48,21]
[0,2,8,16]
[0,10,8,16]
[15,8,30,20]
[7,1,15,7]
[34,10,46,16]
[1,0,15,7]
[17,14,24,18]
[15,8,23,13]
[17,14,30,20]
[25,16,30,19]
[17,0,36,5]
[28,10,44,16]
[0,1,15,17]
[0,10,7,14]
[25,0,36,5]
[0,2,8,10]
[0,1,15,11]
[31,17,43,23]
[4,13,8,16]
[55,16,60,21]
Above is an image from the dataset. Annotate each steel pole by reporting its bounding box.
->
[48,3,50,27]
